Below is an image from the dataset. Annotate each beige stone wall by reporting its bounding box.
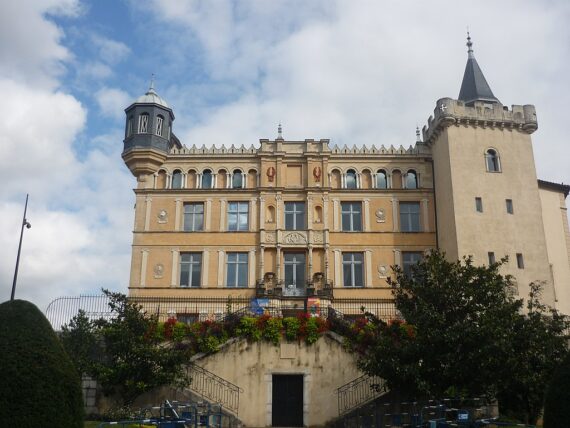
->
[126,139,436,300]
[539,186,570,314]
[429,101,555,305]
[194,334,362,427]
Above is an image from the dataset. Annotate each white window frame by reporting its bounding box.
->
[156,115,164,137]
[341,202,362,232]
[226,252,248,287]
[183,203,204,232]
[180,252,202,287]
[342,252,364,287]
[138,113,149,133]
[228,201,249,231]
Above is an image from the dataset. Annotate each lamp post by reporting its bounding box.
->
[11,194,31,301]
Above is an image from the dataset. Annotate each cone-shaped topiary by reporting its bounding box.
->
[544,351,570,428]
[0,299,83,427]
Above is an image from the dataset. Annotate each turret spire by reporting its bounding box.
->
[277,123,283,140]
[458,32,500,106]
[466,31,474,59]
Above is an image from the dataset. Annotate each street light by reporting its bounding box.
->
[11,194,31,301]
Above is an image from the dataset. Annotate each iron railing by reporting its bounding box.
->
[45,294,399,331]
[186,363,243,415]
[336,374,388,416]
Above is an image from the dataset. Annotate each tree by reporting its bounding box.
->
[497,282,569,425]
[543,351,570,428]
[348,251,569,425]
[62,290,189,405]
[0,300,83,427]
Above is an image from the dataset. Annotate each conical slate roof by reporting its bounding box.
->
[458,34,500,105]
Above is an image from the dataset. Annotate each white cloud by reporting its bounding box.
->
[95,87,132,119]
[0,0,81,89]
[150,0,569,188]
[90,34,131,65]
[0,1,133,311]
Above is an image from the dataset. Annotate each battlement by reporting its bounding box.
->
[169,140,428,157]
[422,98,538,144]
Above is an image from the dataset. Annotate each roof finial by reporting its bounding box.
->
[466,30,474,59]
[277,123,283,140]
[148,74,156,93]
[416,125,421,142]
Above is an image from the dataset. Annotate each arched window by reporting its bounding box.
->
[156,115,164,137]
[138,113,149,133]
[171,170,182,189]
[330,169,342,189]
[392,170,402,189]
[232,169,243,188]
[247,169,257,188]
[361,169,372,189]
[202,169,213,189]
[126,116,133,137]
[346,169,357,189]
[157,170,167,189]
[485,149,501,172]
[405,170,418,189]
[376,169,387,189]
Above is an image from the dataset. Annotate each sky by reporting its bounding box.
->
[1,0,569,311]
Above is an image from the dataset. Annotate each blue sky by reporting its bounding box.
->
[1,0,569,310]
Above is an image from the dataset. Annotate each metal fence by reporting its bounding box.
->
[44,294,399,331]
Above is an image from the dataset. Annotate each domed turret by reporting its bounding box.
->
[122,79,175,176]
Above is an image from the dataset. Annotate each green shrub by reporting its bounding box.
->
[262,317,283,345]
[236,316,262,341]
[0,299,83,427]
[543,351,570,428]
[283,317,301,341]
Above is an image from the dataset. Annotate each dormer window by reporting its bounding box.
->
[485,149,501,172]
[127,116,133,137]
[346,169,357,189]
[202,169,213,189]
[405,170,418,189]
[232,169,243,189]
[156,115,164,137]
[138,113,149,133]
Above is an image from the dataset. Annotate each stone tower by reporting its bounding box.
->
[423,34,554,304]
[122,80,177,178]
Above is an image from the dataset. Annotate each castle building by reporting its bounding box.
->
[122,36,570,317]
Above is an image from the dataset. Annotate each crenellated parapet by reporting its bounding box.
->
[422,98,538,144]
[330,143,427,156]
[169,141,429,157]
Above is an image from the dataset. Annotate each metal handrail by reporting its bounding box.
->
[187,363,243,415]
[336,374,388,416]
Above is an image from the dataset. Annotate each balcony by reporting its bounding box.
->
[255,272,333,299]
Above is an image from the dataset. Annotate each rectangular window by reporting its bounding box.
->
[402,252,423,277]
[127,118,133,137]
[285,202,305,230]
[183,203,204,231]
[506,199,514,214]
[138,114,148,133]
[400,202,421,232]
[488,252,496,265]
[516,253,524,269]
[156,116,163,136]
[180,253,201,287]
[284,253,306,291]
[475,197,483,213]
[341,202,362,232]
[228,202,249,231]
[342,252,364,287]
[226,253,248,287]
